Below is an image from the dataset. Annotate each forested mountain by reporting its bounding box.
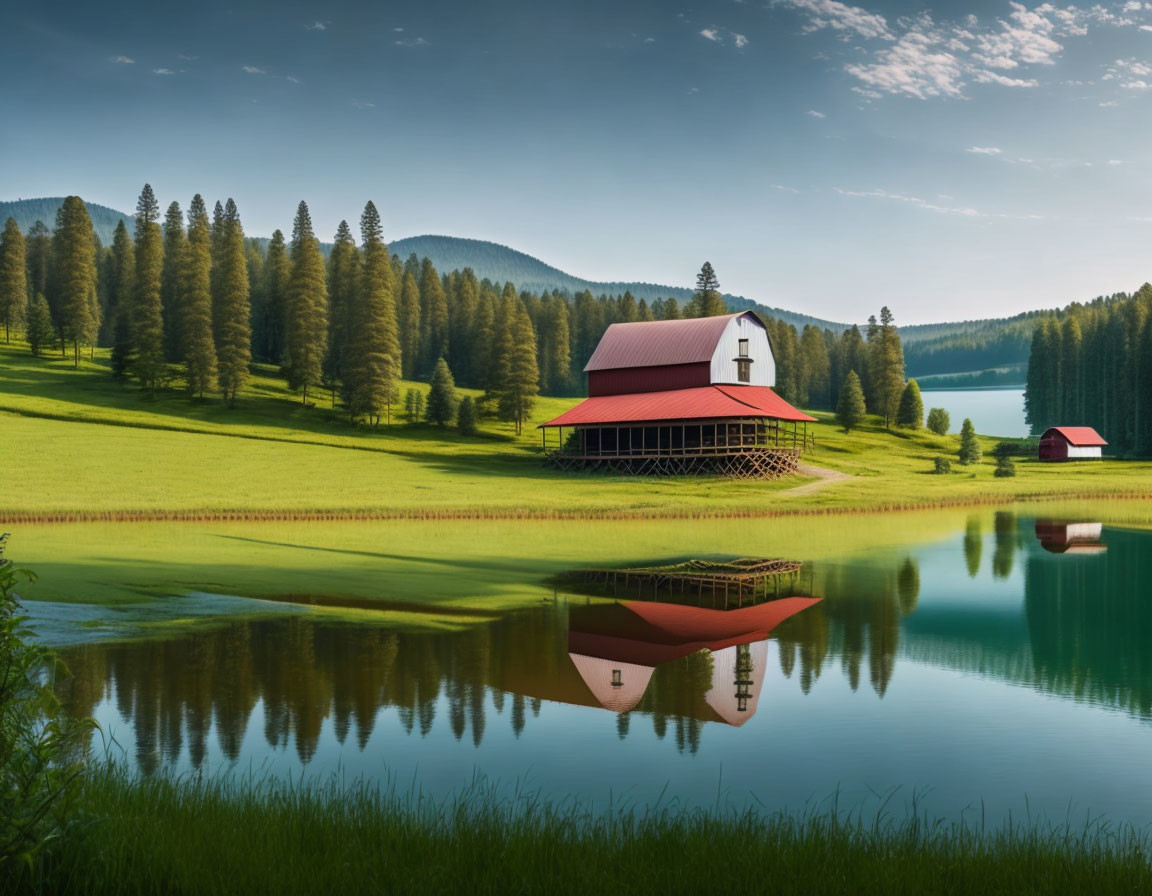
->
[0,198,132,245]
[388,235,840,333]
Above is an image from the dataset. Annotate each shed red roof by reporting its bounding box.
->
[539,385,816,427]
[584,313,753,372]
[1041,426,1107,447]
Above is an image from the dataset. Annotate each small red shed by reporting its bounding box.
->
[1037,426,1107,462]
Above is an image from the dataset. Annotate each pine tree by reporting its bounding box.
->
[926,407,950,435]
[26,293,55,357]
[161,201,185,361]
[24,221,52,313]
[958,418,981,465]
[457,395,477,435]
[799,325,830,409]
[213,199,251,404]
[108,221,136,379]
[256,230,290,364]
[0,218,26,342]
[324,221,359,398]
[425,358,458,426]
[180,195,218,398]
[398,270,421,379]
[694,262,726,316]
[896,378,923,428]
[344,201,401,425]
[419,258,448,376]
[836,369,866,432]
[53,196,99,366]
[285,201,329,405]
[498,301,539,435]
[132,184,166,389]
[867,306,905,429]
[662,297,681,320]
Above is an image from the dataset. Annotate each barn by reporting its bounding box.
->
[539,312,816,478]
[1037,426,1107,462]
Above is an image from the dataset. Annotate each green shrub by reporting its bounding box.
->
[958,419,982,465]
[926,408,950,436]
[0,534,90,872]
[934,456,952,475]
[995,457,1017,478]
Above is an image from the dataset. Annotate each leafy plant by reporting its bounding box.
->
[933,456,952,475]
[995,457,1017,478]
[0,533,90,873]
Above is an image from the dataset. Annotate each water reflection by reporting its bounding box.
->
[48,520,1152,788]
[1034,520,1107,555]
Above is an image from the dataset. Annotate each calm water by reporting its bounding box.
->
[919,388,1027,437]
[41,515,1152,825]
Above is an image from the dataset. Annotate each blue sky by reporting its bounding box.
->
[5,0,1152,323]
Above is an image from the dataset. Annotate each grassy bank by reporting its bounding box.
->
[3,341,1152,519]
[14,766,1152,896]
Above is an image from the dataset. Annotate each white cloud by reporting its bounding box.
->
[789,0,1152,100]
[110,55,134,64]
[242,65,266,74]
[351,99,375,109]
[806,109,826,117]
[177,54,198,61]
[394,27,405,32]
[734,33,749,47]
[783,0,894,40]
[394,37,428,47]
[644,36,656,43]
[286,75,301,84]
[687,86,701,94]
[700,26,749,47]
[700,28,721,41]
[772,184,802,192]
[835,186,1044,219]
[306,21,328,31]
[152,68,175,75]
[967,146,1002,154]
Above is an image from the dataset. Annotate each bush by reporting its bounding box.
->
[456,396,477,435]
[933,456,952,475]
[993,441,1023,459]
[926,408,950,436]
[0,534,90,871]
[896,380,923,429]
[958,418,981,465]
[995,457,1017,478]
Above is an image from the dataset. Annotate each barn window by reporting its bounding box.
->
[738,338,749,357]
[611,669,622,688]
[737,359,752,382]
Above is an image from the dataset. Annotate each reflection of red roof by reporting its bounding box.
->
[584,314,748,371]
[539,385,816,428]
[568,597,822,668]
[1041,426,1107,446]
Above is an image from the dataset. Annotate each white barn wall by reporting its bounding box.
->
[1066,445,1102,459]
[710,314,775,387]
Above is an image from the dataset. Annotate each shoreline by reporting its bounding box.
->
[5,487,1152,525]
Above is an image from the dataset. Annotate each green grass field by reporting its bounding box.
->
[3,340,1150,519]
[17,764,1152,896]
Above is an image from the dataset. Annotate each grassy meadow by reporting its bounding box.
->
[15,764,1152,896]
[3,340,1151,520]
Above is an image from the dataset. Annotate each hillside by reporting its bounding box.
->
[388,235,842,332]
[1,197,1049,378]
[0,197,132,245]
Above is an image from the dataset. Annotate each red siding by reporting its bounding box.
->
[588,362,711,396]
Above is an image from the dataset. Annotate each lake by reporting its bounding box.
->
[23,509,1152,826]
[919,388,1028,438]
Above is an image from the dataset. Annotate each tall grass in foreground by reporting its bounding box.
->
[15,765,1152,896]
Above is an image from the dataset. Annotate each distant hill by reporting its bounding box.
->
[0,198,1048,377]
[387,235,842,333]
[0,197,132,245]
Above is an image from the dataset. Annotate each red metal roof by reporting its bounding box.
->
[539,385,816,427]
[584,313,755,372]
[1041,426,1107,446]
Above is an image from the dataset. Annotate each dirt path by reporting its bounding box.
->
[784,463,853,496]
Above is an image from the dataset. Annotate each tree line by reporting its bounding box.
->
[1024,285,1152,453]
[0,189,907,428]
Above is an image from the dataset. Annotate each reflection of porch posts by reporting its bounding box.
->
[734,643,753,713]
